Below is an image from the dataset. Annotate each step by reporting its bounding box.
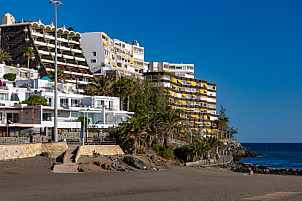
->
[53,164,79,173]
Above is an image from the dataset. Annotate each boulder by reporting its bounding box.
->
[123,156,148,170]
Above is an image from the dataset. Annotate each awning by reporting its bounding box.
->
[102,42,108,46]
[177,79,182,83]
[135,67,140,70]
[190,114,199,118]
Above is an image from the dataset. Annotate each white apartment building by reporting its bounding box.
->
[81,32,146,79]
[0,64,133,137]
[147,62,195,78]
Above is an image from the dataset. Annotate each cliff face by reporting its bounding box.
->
[221,140,262,161]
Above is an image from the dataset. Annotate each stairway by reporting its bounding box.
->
[53,145,79,173]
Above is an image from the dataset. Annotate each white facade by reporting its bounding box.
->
[147,62,194,78]
[81,32,145,78]
[0,64,132,134]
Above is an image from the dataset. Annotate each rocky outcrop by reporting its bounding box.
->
[231,162,302,176]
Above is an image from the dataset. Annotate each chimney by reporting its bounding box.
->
[49,22,54,27]
[37,19,41,23]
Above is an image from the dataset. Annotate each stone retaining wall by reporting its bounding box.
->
[42,143,68,158]
[75,145,124,163]
[0,142,68,160]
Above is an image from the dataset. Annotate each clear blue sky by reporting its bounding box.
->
[2,0,302,142]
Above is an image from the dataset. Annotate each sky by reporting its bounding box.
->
[1,0,302,142]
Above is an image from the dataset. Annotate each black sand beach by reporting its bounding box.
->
[0,156,301,201]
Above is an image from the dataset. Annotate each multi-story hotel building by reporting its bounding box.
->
[147,62,194,78]
[0,13,93,92]
[81,32,146,79]
[144,71,218,133]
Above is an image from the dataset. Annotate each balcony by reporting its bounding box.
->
[71,48,82,54]
[38,49,50,55]
[60,45,70,51]
[34,40,47,46]
[44,34,55,40]
[57,37,68,43]
[64,55,74,60]
[75,57,85,62]
[31,31,44,38]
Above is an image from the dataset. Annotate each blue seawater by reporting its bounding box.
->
[239,143,302,170]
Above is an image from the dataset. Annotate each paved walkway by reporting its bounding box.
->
[53,145,79,173]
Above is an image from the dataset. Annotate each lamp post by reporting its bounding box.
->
[49,1,63,142]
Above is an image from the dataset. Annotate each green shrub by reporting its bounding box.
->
[151,145,174,160]
[3,73,16,81]
[21,95,47,106]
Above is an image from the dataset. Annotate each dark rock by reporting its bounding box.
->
[93,161,101,166]
[123,156,149,170]
[101,163,112,170]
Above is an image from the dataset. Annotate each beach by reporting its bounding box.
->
[0,156,301,201]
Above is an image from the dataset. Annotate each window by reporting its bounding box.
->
[43,113,52,121]
[92,52,97,56]
[47,98,52,106]
[91,59,96,63]
[71,99,79,107]
[7,113,19,124]
[60,98,68,107]
[0,94,5,100]
[96,100,104,108]
[109,101,113,110]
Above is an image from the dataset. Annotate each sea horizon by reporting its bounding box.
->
[239,143,302,170]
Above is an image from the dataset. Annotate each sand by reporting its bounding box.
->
[0,156,301,201]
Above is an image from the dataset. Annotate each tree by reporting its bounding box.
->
[46,68,69,82]
[214,105,238,139]
[124,78,136,111]
[77,116,90,129]
[84,76,115,96]
[113,77,128,111]
[3,73,16,81]
[23,47,35,68]
[21,95,48,106]
[68,27,74,31]
[0,48,12,63]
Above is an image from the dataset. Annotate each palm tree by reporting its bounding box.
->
[124,78,136,111]
[23,47,35,68]
[191,138,210,161]
[46,68,69,82]
[84,76,114,96]
[159,108,182,147]
[113,77,128,110]
[0,48,12,63]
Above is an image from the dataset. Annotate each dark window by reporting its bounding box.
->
[7,113,19,124]
[91,59,96,63]
[92,52,96,56]
[43,113,52,121]
[109,101,113,110]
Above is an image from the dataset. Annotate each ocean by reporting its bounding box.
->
[239,143,302,170]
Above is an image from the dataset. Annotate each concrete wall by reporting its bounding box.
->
[75,145,124,163]
[0,142,67,160]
